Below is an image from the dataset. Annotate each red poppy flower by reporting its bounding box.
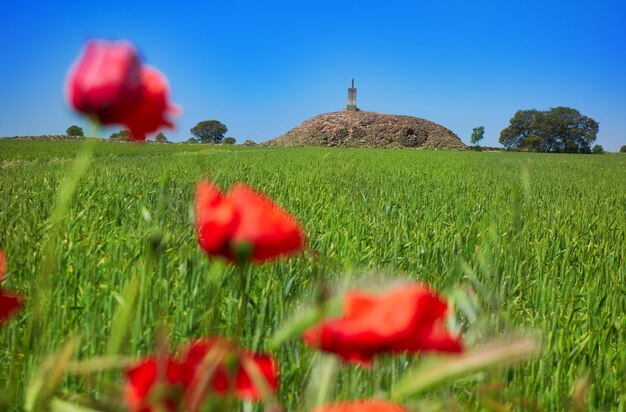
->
[311,400,409,412]
[121,65,177,141]
[181,338,279,400]
[66,40,177,141]
[124,338,278,411]
[67,41,141,122]
[195,180,305,263]
[303,284,463,364]
[125,357,184,412]
[0,250,23,325]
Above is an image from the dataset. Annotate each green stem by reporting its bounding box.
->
[235,264,250,342]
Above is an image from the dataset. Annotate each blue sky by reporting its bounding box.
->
[1,1,625,150]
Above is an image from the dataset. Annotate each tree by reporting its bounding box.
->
[110,130,129,140]
[499,109,541,151]
[187,137,198,143]
[222,137,236,145]
[470,126,485,147]
[66,125,84,137]
[155,132,168,142]
[190,120,228,143]
[499,107,598,153]
[620,145,626,153]
[592,144,604,154]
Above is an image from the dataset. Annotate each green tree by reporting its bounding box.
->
[222,137,236,145]
[470,126,485,147]
[190,120,228,143]
[187,137,198,143]
[620,145,626,153]
[592,144,604,154]
[66,125,84,137]
[110,130,129,140]
[499,109,540,150]
[500,107,598,153]
[155,132,168,142]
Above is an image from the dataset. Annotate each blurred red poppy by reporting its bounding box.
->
[66,40,177,141]
[181,338,279,400]
[195,180,305,263]
[303,283,463,364]
[0,250,23,325]
[125,357,184,412]
[125,338,278,411]
[67,41,140,123]
[311,400,409,412]
[121,66,176,141]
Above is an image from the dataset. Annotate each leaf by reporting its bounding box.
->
[50,398,101,412]
[106,277,140,355]
[65,355,136,375]
[25,336,80,411]
[268,297,342,350]
[391,336,540,401]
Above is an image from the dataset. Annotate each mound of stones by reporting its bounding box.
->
[265,111,466,149]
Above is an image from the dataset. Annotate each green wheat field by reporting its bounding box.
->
[1,140,625,411]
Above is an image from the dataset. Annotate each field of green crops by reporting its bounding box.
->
[1,140,625,411]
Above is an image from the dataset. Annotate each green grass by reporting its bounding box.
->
[0,140,625,411]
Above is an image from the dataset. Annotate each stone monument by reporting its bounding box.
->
[346,78,358,111]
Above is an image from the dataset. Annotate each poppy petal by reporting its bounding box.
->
[228,183,305,262]
[311,399,409,412]
[125,357,183,412]
[303,284,463,363]
[235,353,279,399]
[195,181,238,256]
[124,66,176,141]
[0,292,22,325]
[67,40,141,123]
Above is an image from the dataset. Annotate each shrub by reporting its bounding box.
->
[620,145,626,153]
[155,132,168,142]
[66,125,84,137]
[592,144,604,154]
[470,126,485,147]
[190,120,227,143]
[222,137,236,145]
[110,130,129,140]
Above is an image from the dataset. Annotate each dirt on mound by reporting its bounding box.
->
[265,111,466,149]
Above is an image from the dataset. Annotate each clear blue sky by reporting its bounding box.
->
[1,1,625,150]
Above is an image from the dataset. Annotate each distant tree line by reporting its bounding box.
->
[64,118,236,144]
[70,107,616,151]
[110,130,129,140]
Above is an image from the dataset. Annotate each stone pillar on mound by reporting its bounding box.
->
[346,78,358,111]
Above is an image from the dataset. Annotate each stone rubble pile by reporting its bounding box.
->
[265,111,466,149]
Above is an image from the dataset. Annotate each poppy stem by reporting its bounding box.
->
[305,354,338,410]
[235,264,250,342]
